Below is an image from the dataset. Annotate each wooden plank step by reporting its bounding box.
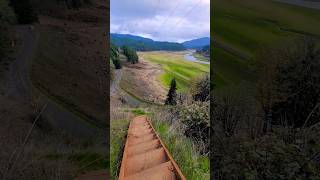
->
[124,161,176,180]
[125,148,168,175]
[127,139,161,156]
[118,115,186,180]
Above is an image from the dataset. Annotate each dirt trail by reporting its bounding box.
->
[118,116,185,180]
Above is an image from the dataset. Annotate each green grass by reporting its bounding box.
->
[152,119,210,179]
[131,108,146,115]
[213,0,320,88]
[140,52,210,92]
[193,53,210,62]
[110,119,130,179]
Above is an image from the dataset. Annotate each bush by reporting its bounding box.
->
[190,74,210,102]
[173,101,210,151]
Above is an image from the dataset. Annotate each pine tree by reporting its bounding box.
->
[165,78,177,105]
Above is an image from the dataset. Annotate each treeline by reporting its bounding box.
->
[212,37,320,179]
[110,43,121,69]
[111,33,186,51]
[122,46,138,64]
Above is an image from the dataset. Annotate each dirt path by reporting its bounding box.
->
[118,116,185,180]
[111,69,122,95]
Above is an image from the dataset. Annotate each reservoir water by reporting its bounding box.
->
[183,51,210,65]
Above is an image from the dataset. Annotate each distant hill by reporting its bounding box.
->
[110,33,186,51]
[182,37,210,49]
[196,45,210,58]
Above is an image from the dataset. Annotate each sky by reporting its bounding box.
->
[110,0,210,43]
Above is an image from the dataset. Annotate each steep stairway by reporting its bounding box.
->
[118,116,185,180]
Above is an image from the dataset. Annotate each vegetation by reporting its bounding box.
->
[150,107,210,179]
[212,1,320,178]
[110,43,121,69]
[165,78,177,105]
[122,46,138,64]
[212,38,320,179]
[191,74,210,102]
[110,119,129,179]
[111,33,186,51]
[140,52,210,91]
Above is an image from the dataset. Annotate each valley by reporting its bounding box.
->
[110,46,210,179]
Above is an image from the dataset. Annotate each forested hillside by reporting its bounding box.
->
[111,33,186,51]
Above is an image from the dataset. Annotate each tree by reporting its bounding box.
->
[112,58,121,69]
[122,46,138,64]
[191,74,210,102]
[110,43,121,69]
[165,78,177,105]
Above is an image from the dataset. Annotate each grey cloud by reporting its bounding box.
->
[111,0,210,42]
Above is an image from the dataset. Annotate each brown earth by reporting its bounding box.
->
[120,58,167,104]
[118,116,185,180]
[31,1,108,126]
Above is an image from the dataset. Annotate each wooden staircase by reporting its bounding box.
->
[118,116,186,180]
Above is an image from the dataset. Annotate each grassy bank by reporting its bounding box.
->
[140,52,210,91]
[151,117,210,179]
[110,119,130,179]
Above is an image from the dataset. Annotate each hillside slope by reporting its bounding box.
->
[31,0,108,126]
[111,33,186,51]
[182,37,210,49]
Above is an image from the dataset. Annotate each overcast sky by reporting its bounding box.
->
[110,0,210,43]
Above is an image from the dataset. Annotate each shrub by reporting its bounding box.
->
[173,101,210,151]
[190,74,210,102]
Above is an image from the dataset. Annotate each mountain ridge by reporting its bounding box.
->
[110,33,210,51]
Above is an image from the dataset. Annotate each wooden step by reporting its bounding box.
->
[127,139,161,156]
[118,116,186,180]
[128,133,156,146]
[124,161,176,180]
[125,148,168,175]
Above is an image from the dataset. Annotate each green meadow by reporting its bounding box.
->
[140,52,210,91]
[213,0,320,88]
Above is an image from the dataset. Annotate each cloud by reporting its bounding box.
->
[110,0,210,42]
